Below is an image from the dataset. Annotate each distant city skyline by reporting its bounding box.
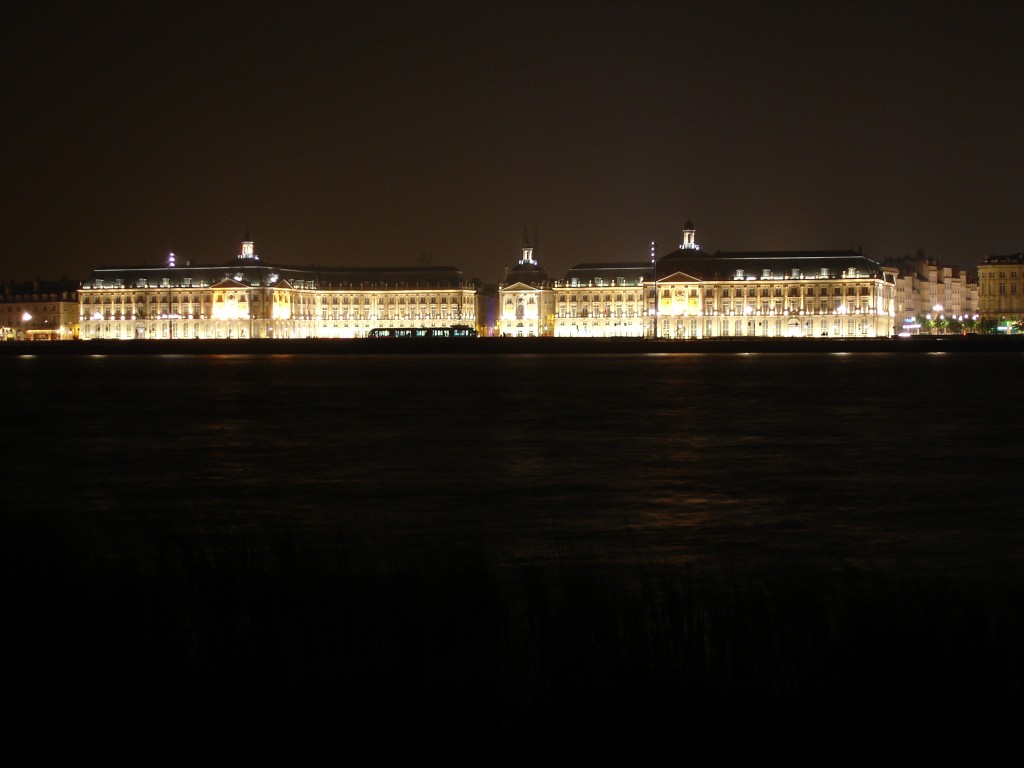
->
[3,2,1022,282]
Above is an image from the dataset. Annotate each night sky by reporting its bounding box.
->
[3,1,1022,283]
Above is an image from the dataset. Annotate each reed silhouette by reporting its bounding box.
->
[4,527,1020,763]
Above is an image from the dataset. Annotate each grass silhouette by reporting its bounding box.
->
[4,529,1021,762]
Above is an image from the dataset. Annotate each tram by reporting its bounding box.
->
[367,325,478,339]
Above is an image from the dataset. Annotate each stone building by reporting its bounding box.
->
[887,257,978,333]
[977,253,1024,330]
[547,222,898,339]
[498,235,554,337]
[552,261,651,337]
[78,237,477,340]
[1,280,79,340]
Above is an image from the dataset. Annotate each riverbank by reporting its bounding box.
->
[3,333,1023,356]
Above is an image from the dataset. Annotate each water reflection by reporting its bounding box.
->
[3,352,1022,580]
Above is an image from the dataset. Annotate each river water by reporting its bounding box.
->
[3,351,1022,584]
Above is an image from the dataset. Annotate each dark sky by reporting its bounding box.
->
[3,1,1022,282]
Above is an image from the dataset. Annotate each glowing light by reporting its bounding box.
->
[212,298,250,320]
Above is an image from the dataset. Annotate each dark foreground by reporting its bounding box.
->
[5,536,1021,763]
[3,333,1024,355]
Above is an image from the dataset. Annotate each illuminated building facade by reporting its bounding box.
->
[72,224,899,341]
[552,262,650,337]
[889,259,978,333]
[498,237,554,337]
[78,238,476,340]
[548,222,897,339]
[1,280,79,340]
[651,250,896,339]
[977,253,1024,330]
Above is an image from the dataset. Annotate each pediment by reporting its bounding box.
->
[210,277,248,289]
[654,271,701,283]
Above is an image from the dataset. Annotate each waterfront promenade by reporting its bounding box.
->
[2,334,1022,356]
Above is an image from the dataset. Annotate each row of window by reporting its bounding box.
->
[83,293,207,302]
[655,316,884,336]
[551,302,885,319]
[333,296,461,305]
[83,291,469,303]
[557,308,640,318]
[540,286,883,303]
[2,304,65,312]
[320,310,465,320]
[0,295,76,303]
[986,297,1022,310]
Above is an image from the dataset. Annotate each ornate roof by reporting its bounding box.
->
[562,262,651,286]
[656,249,888,281]
[503,261,550,288]
[83,261,468,290]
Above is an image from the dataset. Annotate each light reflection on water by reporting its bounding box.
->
[3,352,1022,580]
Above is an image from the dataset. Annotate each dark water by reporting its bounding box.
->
[4,351,1022,583]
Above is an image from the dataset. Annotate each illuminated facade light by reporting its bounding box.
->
[77,236,478,340]
[69,225,906,342]
[548,224,898,339]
